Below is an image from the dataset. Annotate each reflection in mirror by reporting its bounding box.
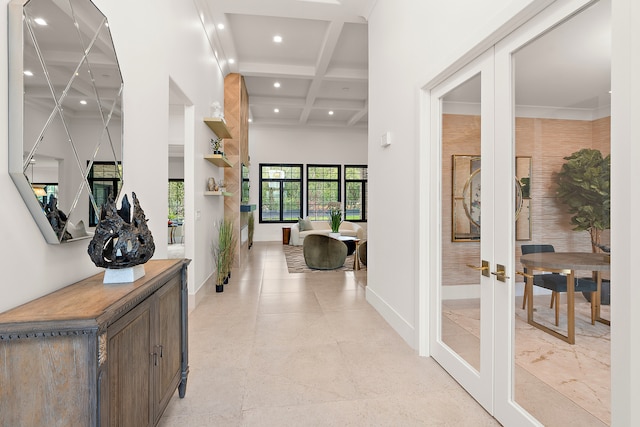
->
[8,0,123,243]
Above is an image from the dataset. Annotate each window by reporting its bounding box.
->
[32,183,58,207]
[168,180,184,221]
[259,164,303,223]
[88,161,122,226]
[241,163,250,205]
[344,165,367,221]
[307,165,340,220]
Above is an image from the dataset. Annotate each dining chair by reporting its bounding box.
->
[520,244,597,326]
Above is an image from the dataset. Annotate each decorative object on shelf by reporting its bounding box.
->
[212,218,236,292]
[328,201,342,238]
[218,180,226,193]
[556,148,610,253]
[210,101,223,119]
[210,137,223,155]
[207,177,216,191]
[88,192,155,283]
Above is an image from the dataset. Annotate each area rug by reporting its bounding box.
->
[283,244,365,273]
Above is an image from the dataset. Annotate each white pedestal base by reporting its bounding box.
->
[104,265,146,284]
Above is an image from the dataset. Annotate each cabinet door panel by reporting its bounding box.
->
[108,299,152,427]
[154,276,182,419]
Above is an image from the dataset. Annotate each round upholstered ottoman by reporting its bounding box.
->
[303,234,348,270]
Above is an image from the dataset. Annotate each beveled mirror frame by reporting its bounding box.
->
[8,0,123,244]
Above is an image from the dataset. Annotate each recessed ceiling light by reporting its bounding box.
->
[80,100,87,105]
[274,82,281,88]
[228,58,235,64]
[217,23,225,30]
[273,35,283,43]
[248,118,253,123]
[328,111,334,115]
[274,108,280,113]
[23,70,33,77]
[34,18,47,26]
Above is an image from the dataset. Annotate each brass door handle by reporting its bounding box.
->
[466,260,490,277]
[515,271,533,279]
[491,264,509,282]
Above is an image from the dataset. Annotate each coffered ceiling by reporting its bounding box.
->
[195,0,376,129]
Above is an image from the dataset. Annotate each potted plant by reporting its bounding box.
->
[556,148,611,304]
[327,202,342,238]
[556,148,610,253]
[213,218,235,292]
[210,137,223,155]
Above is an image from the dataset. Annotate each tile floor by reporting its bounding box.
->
[159,241,499,426]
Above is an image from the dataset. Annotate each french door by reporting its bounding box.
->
[428,0,608,425]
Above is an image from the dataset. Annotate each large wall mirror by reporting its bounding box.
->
[8,0,123,244]
[451,155,531,241]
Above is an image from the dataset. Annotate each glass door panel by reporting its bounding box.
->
[441,77,482,372]
[509,1,611,425]
[431,49,494,411]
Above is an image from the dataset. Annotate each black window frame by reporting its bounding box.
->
[344,165,367,222]
[306,164,341,221]
[88,161,123,226]
[259,163,303,223]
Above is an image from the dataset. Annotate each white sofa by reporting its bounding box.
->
[289,220,364,246]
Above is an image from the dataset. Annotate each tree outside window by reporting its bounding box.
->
[307,165,340,220]
[344,165,367,221]
[168,180,184,221]
[259,164,303,223]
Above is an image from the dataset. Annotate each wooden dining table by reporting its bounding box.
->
[519,252,610,344]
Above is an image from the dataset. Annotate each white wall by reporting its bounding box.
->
[248,125,367,242]
[366,0,546,347]
[0,0,225,313]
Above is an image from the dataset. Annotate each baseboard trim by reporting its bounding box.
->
[188,272,214,313]
[366,286,416,350]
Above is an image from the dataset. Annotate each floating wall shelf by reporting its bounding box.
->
[204,117,232,139]
[205,191,233,197]
[204,154,233,168]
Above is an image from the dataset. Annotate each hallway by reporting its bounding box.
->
[159,241,498,426]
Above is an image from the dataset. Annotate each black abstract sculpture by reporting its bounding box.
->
[45,196,72,241]
[88,192,155,268]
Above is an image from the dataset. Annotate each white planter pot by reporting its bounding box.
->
[329,232,341,238]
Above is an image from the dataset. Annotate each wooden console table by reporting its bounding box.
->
[0,259,190,426]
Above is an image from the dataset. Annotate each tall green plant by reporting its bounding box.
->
[556,148,610,252]
[213,218,236,285]
[327,202,342,233]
